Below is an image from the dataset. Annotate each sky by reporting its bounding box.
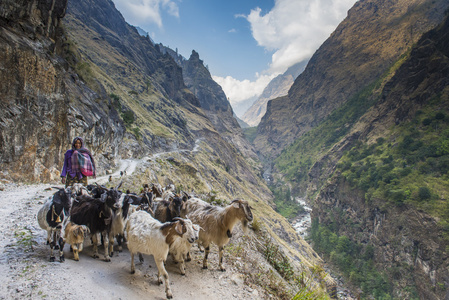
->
[111,0,357,111]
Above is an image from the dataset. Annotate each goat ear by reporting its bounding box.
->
[231,202,240,209]
[174,221,184,235]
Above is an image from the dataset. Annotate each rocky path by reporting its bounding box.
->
[0,183,260,300]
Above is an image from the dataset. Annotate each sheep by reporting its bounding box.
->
[70,183,122,261]
[64,221,90,261]
[125,211,195,299]
[153,195,187,223]
[169,217,200,275]
[181,198,253,271]
[37,187,72,262]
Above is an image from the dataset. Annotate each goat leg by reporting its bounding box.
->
[130,252,135,274]
[49,231,56,262]
[108,232,114,257]
[58,237,65,263]
[202,246,210,269]
[218,246,226,271]
[102,231,111,262]
[155,258,173,299]
[73,247,79,261]
[91,234,99,259]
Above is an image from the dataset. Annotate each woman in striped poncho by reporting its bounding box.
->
[61,137,96,187]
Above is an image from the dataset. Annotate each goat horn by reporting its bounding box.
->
[116,181,123,190]
[172,217,184,224]
[230,199,240,204]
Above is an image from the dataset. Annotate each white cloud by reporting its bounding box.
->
[112,0,179,28]
[246,0,356,74]
[220,0,355,107]
[212,74,276,105]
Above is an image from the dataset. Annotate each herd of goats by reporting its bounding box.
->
[36,182,254,299]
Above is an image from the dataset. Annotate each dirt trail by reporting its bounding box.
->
[0,183,261,300]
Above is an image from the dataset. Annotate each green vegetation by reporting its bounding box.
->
[110,93,122,111]
[337,107,449,225]
[310,219,393,299]
[243,126,258,143]
[275,79,382,187]
[270,186,305,220]
[121,110,135,125]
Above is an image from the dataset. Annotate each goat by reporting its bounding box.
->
[37,187,72,262]
[70,183,122,261]
[125,211,192,299]
[110,191,153,255]
[181,198,253,271]
[169,217,200,275]
[64,221,90,261]
[153,195,187,223]
[150,183,163,198]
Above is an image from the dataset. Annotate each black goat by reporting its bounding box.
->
[37,188,72,262]
[70,183,122,261]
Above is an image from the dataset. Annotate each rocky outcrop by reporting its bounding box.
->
[254,0,449,159]
[0,0,124,182]
[242,60,307,127]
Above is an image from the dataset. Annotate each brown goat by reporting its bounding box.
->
[64,222,90,261]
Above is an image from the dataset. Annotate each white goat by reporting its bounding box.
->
[169,217,200,275]
[181,198,253,271]
[125,211,197,299]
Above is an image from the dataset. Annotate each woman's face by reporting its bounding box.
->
[74,140,82,149]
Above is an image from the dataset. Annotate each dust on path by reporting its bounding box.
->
[0,183,261,300]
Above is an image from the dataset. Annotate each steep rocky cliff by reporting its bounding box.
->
[255,0,449,159]
[242,60,307,127]
[311,14,449,299]
[0,0,124,182]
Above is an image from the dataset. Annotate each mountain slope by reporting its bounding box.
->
[255,0,449,159]
[309,14,449,299]
[270,3,449,298]
[0,0,335,298]
[242,60,307,127]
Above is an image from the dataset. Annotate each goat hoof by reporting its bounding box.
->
[220,268,226,272]
[186,258,192,262]
[49,257,55,262]
[110,252,114,257]
[202,266,208,270]
[60,256,65,263]
[92,254,99,259]
[104,257,111,262]
[166,293,173,299]
[131,270,135,274]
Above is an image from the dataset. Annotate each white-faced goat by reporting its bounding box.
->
[64,221,90,261]
[70,183,122,261]
[169,217,200,275]
[37,187,72,262]
[125,212,197,299]
[110,191,153,255]
[181,198,253,271]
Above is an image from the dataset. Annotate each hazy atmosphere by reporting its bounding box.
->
[111,0,357,111]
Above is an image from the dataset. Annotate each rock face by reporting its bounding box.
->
[0,0,124,182]
[254,0,449,159]
[241,60,307,127]
[181,50,260,162]
[312,13,449,299]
